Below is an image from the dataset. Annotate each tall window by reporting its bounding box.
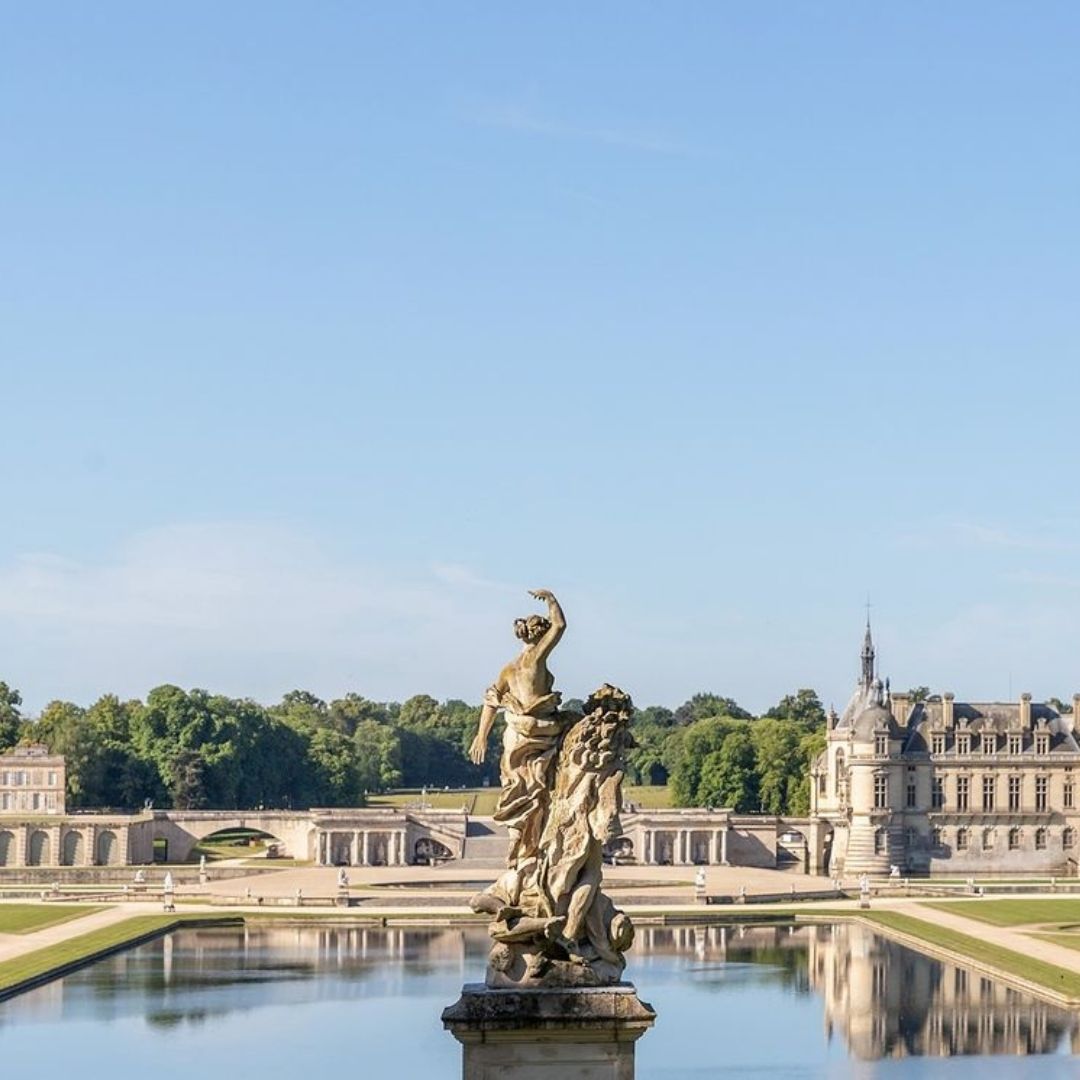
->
[932,777,945,809]
[981,733,996,754]
[1008,827,1021,850]
[1035,827,1047,850]
[1009,776,1022,812]
[956,827,969,851]
[834,751,845,796]
[932,733,945,755]
[982,827,995,851]
[1036,775,1048,812]
[982,775,995,812]
[1065,781,1074,810]
[907,781,917,809]
[1065,827,1076,850]
[874,829,886,855]
[874,775,888,809]
[875,733,889,756]
[957,733,971,755]
[1009,734,1023,754]
[1036,732,1050,754]
[905,826,918,848]
[932,827,943,848]
[957,776,970,811]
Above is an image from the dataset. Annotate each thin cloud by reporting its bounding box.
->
[468,102,711,159]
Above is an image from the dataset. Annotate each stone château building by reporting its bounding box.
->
[0,744,66,815]
[811,624,1080,876]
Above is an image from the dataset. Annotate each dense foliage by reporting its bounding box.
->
[0,678,828,815]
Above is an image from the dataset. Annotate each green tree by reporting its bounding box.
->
[0,682,23,751]
[906,686,931,704]
[697,728,758,811]
[751,717,803,814]
[669,717,741,805]
[764,689,826,732]
[354,719,403,791]
[674,693,751,725]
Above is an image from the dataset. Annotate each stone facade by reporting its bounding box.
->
[810,624,1080,876]
[0,745,66,816]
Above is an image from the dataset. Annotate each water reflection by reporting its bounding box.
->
[1,922,1076,1076]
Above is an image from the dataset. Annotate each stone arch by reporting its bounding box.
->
[0,830,13,866]
[96,829,119,866]
[603,837,634,864]
[62,830,85,866]
[28,830,51,866]
[414,837,453,864]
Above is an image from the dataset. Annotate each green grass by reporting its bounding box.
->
[0,904,107,935]
[623,784,673,809]
[923,899,1080,927]
[368,789,499,815]
[0,913,236,999]
[1033,933,1080,953]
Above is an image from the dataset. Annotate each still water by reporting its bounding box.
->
[1,922,1077,1079]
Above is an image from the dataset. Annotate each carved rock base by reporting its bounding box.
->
[486,942,623,989]
[442,983,656,1080]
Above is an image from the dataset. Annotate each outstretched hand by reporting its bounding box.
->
[529,588,555,604]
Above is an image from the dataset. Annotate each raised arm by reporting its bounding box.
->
[529,588,566,658]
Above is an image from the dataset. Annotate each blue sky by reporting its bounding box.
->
[2,4,1079,714]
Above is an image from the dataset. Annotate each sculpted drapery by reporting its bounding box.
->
[469,590,635,987]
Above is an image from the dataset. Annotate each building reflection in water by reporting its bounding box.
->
[4,921,1077,1061]
[808,921,1076,1059]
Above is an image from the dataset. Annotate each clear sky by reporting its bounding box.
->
[2,4,1079,715]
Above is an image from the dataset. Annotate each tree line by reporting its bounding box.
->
[0,680,827,815]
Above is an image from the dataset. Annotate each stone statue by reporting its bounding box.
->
[469,590,636,987]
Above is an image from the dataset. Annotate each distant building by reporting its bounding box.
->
[811,623,1080,876]
[0,745,66,816]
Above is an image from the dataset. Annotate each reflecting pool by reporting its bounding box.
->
[1,922,1077,1078]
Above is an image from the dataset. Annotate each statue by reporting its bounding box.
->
[469,590,636,987]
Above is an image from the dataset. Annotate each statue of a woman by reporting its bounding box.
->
[469,589,570,906]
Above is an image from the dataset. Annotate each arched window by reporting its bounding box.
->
[1008,827,1021,851]
[834,750,845,796]
[982,828,995,851]
[931,827,942,849]
[1035,827,1047,851]
[874,828,886,855]
[1064,827,1076,850]
[956,827,969,851]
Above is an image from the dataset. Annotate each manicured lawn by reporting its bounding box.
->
[0,904,107,935]
[924,899,1080,927]
[369,789,499,815]
[1033,933,1080,953]
[623,784,673,809]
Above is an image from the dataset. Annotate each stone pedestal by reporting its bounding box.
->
[442,983,655,1080]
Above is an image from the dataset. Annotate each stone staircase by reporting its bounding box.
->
[460,818,509,868]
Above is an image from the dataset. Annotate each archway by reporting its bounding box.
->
[603,837,634,865]
[0,830,12,866]
[62,830,85,866]
[96,830,118,866]
[194,828,286,864]
[414,837,453,865]
[28,830,50,866]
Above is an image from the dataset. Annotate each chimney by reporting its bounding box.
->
[891,692,910,722]
[1020,692,1032,728]
[942,692,955,729]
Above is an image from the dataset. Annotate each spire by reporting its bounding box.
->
[861,616,876,688]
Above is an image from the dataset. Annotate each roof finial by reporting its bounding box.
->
[861,599,875,688]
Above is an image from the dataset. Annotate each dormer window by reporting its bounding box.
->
[981,733,996,754]
[1036,732,1050,754]
[957,733,971,755]
[931,733,945,755]
[1009,734,1023,755]
[875,733,888,756]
